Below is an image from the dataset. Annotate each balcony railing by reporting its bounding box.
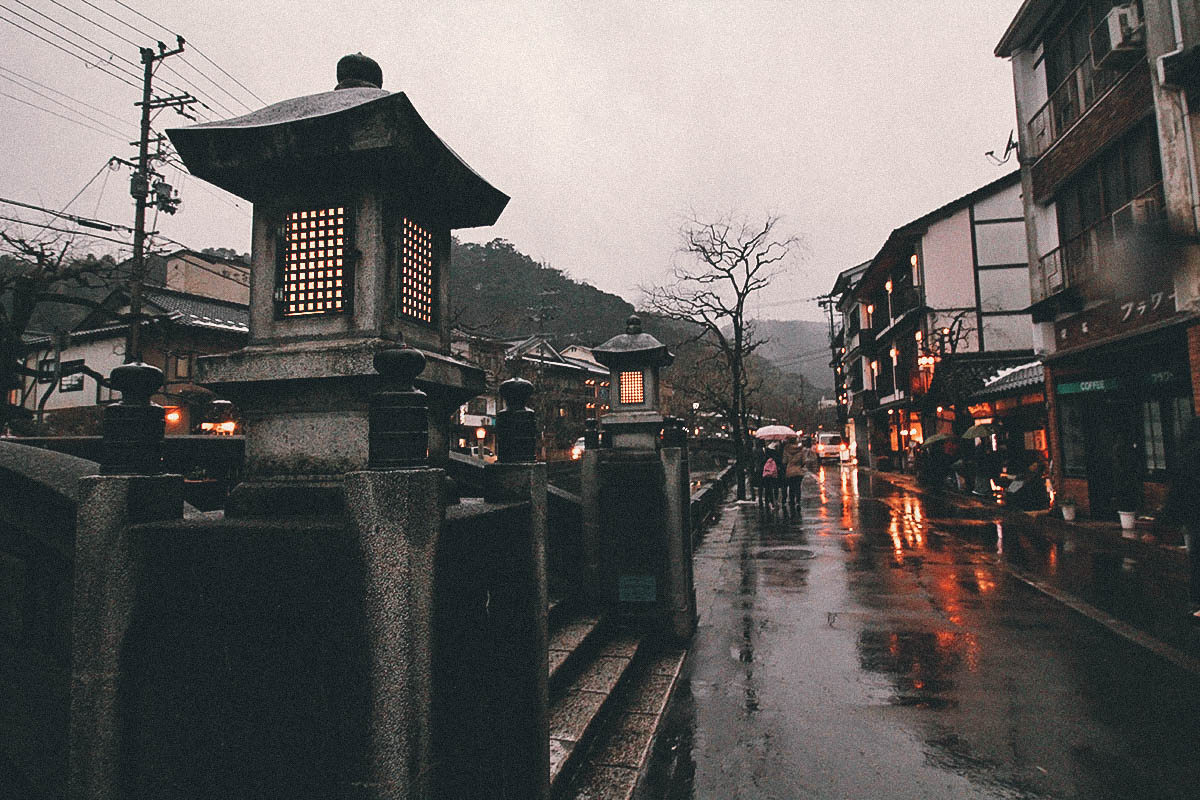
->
[1035,184,1164,300]
[1026,52,1122,160]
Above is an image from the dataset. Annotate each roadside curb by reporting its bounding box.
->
[867,467,1200,677]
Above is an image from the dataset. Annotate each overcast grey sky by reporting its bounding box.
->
[1,1,1024,322]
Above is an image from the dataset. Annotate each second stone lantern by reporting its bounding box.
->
[167,54,507,514]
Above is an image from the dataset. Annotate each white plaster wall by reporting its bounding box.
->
[975,221,1029,266]
[982,314,1034,352]
[921,209,976,309]
[973,181,1023,221]
[28,337,124,410]
[978,267,1033,312]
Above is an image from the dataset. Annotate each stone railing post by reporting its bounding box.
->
[70,363,183,800]
[580,418,603,603]
[342,346,442,799]
[658,417,697,642]
[477,376,549,800]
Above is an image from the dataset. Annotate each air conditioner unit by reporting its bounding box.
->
[1091,4,1145,71]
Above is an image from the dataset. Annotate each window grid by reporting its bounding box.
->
[401,217,435,324]
[281,206,347,316]
[619,371,644,405]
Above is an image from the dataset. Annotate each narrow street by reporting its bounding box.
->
[661,466,1200,800]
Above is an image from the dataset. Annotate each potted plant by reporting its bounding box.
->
[1058,494,1077,522]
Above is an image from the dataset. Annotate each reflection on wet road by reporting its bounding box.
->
[662,467,1200,800]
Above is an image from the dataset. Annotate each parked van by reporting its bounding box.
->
[814,432,848,463]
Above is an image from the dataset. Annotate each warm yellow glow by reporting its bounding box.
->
[218,421,236,434]
[282,206,348,316]
[165,408,182,423]
[401,217,435,324]
[910,254,919,267]
[915,330,922,341]
[866,304,874,315]
[619,371,645,404]
[885,279,893,292]
[475,427,487,440]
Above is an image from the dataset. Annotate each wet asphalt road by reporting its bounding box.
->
[661,466,1200,800]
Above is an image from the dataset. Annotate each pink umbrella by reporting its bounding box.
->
[754,425,797,441]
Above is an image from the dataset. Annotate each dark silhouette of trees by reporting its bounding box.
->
[642,213,802,497]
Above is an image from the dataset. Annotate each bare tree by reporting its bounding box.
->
[0,231,122,429]
[642,213,801,497]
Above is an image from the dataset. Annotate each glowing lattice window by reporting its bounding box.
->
[619,371,645,405]
[401,217,435,324]
[280,206,348,316]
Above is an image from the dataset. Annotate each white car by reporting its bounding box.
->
[814,432,848,463]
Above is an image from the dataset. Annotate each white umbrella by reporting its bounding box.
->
[754,424,797,441]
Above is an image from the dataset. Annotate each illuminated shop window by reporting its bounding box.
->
[401,217,435,324]
[619,371,644,404]
[281,206,347,316]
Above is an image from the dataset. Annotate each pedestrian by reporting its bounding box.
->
[784,437,805,513]
[751,440,765,503]
[1163,418,1200,619]
[761,444,780,508]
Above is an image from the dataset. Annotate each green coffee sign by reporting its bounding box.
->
[1056,378,1120,395]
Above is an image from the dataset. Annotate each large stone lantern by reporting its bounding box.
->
[167,54,506,513]
[591,314,674,450]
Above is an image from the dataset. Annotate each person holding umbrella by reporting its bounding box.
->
[755,425,797,510]
[783,435,806,513]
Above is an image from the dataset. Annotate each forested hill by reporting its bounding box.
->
[449,239,834,395]
[450,238,636,346]
[751,319,835,391]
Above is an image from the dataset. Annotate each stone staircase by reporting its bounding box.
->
[546,598,687,799]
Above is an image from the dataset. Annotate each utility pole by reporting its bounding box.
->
[817,294,844,428]
[124,37,193,363]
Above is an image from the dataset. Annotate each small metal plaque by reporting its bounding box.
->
[619,574,656,603]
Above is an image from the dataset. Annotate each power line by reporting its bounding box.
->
[0,63,126,124]
[0,10,140,89]
[43,0,232,118]
[29,159,117,244]
[0,73,127,137]
[104,0,263,108]
[5,0,215,119]
[0,88,124,138]
[0,194,135,233]
[184,46,263,106]
[0,212,132,247]
[3,0,144,79]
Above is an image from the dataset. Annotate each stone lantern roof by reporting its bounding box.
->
[166,54,508,228]
[592,315,674,368]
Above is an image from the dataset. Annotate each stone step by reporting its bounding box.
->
[548,609,604,692]
[548,629,645,792]
[561,647,688,800]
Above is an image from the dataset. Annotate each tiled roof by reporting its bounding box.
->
[975,360,1044,400]
[143,286,248,333]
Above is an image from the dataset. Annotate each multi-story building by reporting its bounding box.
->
[996,0,1200,517]
[10,250,249,435]
[450,333,609,457]
[832,171,1036,469]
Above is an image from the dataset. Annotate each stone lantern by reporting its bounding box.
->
[591,314,674,450]
[583,315,694,641]
[167,54,506,513]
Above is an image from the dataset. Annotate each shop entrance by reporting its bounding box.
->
[1082,394,1142,518]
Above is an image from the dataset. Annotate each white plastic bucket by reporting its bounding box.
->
[1118,510,1136,531]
